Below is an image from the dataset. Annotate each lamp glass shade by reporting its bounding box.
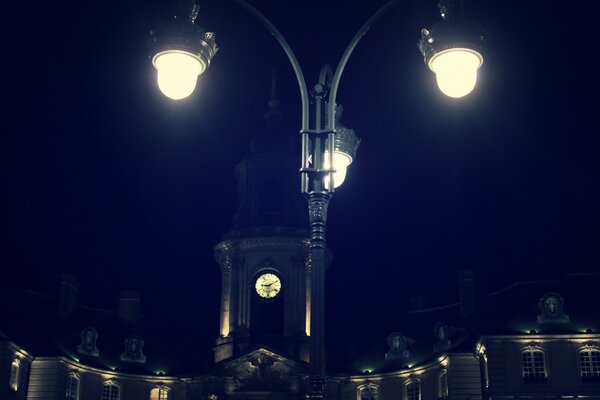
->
[153,50,205,100]
[324,151,352,189]
[429,48,483,98]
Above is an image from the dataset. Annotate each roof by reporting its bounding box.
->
[1,273,598,376]
[346,272,600,375]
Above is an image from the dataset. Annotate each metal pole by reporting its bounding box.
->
[227,2,404,399]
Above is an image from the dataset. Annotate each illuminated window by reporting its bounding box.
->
[150,386,170,400]
[439,370,449,399]
[9,358,20,391]
[66,373,80,400]
[357,383,379,400]
[102,381,121,400]
[580,348,600,377]
[522,347,547,380]
[405,379,421,400]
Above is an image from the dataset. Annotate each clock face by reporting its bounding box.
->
[255,273,282,299]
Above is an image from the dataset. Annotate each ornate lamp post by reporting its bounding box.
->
[150,0,484,398]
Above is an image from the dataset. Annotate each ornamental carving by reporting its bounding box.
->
[305,253,313,272]
[524,341,542,351]
[223,256,233,272]
[433,322,451,352]
[120,335,146,363]
[224,350,297,392]
[77,327,99,357]
[308,198,328,224]
[537,292,570,324]
[385,332,414,362]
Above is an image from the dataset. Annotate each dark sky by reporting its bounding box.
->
[2,0,597,362]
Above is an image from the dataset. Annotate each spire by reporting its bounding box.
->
[264,68,282,133]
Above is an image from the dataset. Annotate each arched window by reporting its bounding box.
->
[102,381,121,400]
[521,346,547,381]
[150,385,170,400]
[404,379,421,400]
[9,358,20,391]
[357,383,379,400]
[66,373,80,400]
[579,346,600,378]
[438,369,449,399]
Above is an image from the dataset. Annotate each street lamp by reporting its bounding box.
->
[150,2,218,100]
[150,0,484,398]
[418,0,484,98]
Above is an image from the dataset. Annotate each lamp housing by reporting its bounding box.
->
[324,104,361,189]
[150,1,218,100]
[419,0,484,98]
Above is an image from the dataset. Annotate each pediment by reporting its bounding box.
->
[223,346,298,370]
[222,347,301,393]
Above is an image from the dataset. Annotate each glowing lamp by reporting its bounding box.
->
[153,51,206,100]
[150,2,217,100]
[428,48,483,98]
[418,0,484,98]
[322,104,361,190]
[324,151,352,189]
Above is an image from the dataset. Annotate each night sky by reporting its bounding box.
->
[2,0,597,362]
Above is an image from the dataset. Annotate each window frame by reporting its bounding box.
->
[404,379,421,400]
[102,380,122,400]
[521,345,548,382]
[150,385,170,400]
[356,382,379,400]
[578,344,600,382]
[66,372,81,400]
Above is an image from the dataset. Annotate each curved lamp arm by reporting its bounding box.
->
[327,0,402,131]
[230,0,401,135]
[231,0,310,132]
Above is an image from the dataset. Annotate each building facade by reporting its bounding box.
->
[2,89,599,400]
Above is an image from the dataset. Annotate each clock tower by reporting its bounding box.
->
[213,77,312,363]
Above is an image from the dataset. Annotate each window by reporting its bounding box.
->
[357,383,378,400]
[522,348,547,381]
[102,381,121,400]
[405,380,421,400]
[150,386,170,400]
[439,370,449,399]
[9,358,20,391]
[66,373,80,400]
[580,348,600,378]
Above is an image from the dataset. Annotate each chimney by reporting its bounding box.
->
[59,274,79,319]
[458,269,475,318]
[409,296,428,312]
[118,290,141,324]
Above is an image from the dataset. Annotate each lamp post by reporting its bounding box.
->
[151,0,484,397]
